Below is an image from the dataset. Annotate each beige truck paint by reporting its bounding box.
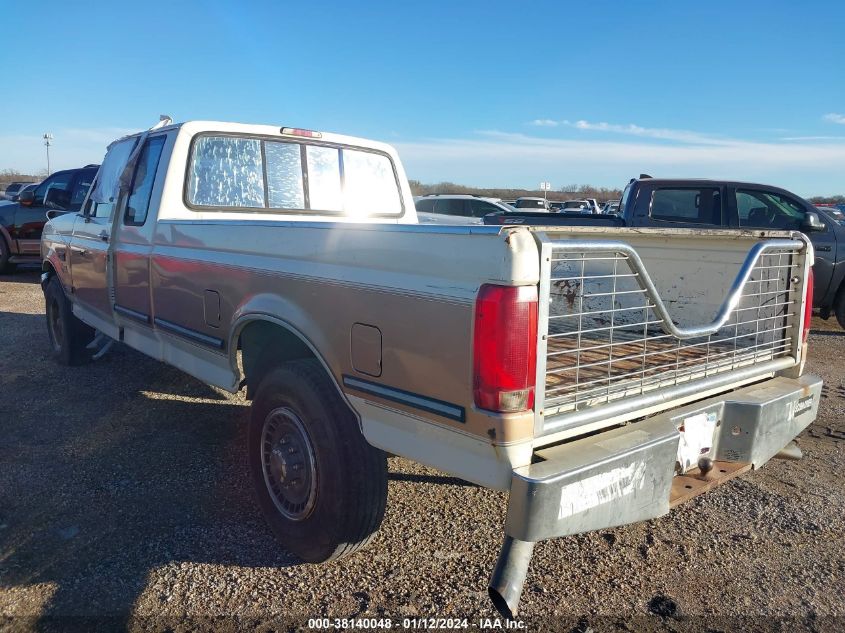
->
[41,122,813,490]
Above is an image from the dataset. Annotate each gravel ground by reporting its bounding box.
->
[1,268,844,632]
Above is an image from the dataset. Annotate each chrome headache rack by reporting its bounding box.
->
[534,235,811,437]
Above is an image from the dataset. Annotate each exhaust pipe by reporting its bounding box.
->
[773,440,802,461]
[488,536,535,620]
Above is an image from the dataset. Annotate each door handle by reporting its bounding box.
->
[70,246,87,256]
[99,231,109,242]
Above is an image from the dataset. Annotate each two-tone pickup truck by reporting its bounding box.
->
[41,120,821,618]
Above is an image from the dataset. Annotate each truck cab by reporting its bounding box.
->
[618,177,842,324]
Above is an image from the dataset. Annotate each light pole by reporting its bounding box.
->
[43,133,53,175]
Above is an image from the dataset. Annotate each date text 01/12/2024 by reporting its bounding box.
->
[306,617,527,629]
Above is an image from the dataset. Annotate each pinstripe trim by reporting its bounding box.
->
[154,317,226,350]
[342,375,465,423]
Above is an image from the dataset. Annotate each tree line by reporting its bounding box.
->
[409,180,624,202]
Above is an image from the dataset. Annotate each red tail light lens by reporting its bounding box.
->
[473,284,538,413]
[804,266,814,343]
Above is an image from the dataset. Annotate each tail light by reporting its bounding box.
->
[803,266,814,343]
[473,284,538,413]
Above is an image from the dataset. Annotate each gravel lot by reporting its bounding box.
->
[1,268,844,632]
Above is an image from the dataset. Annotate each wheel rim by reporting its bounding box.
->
[261,406,317,521]
[48,297,63,352]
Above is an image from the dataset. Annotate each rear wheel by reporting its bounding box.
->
[0,238,15,274]
[835,291,845,330]
[44,276,95,365]
[248,359,387,562]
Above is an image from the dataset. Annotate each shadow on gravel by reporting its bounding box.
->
[0,312,298,631]
[387,473,476,487]
[809,329,845,337]
[0,268,41,284]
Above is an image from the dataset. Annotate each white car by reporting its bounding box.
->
[414,194,513,220]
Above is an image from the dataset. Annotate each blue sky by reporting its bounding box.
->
[1,0,843,195]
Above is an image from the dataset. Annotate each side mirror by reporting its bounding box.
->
[44,188,70,211]
[18,190,35,206]
[802,211,825,232]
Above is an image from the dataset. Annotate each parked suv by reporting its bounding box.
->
[414,194,513,219]
[0,165,98,272]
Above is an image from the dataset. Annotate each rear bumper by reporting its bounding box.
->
[505,374,822,542]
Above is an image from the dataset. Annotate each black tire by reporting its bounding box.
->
[0,238,15,274]
[249,359,387,562]
[44,275,95,365]
[836,291,845,330]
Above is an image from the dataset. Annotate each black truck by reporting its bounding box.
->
[0,165,98,273]
[485,176,845,327]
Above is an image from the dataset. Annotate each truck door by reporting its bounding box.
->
[112,135,167,324]
[731,187,837,301]
[69,192,115,317]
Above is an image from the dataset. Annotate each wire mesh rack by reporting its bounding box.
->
[537,239,806,420]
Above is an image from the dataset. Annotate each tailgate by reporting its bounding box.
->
[531,227,812,442]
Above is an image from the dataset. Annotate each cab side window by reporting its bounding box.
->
[736,189,807,230]
[33,172,74,207]
[650,187,722,225]
[125,136,166,226]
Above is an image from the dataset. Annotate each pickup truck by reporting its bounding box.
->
[0,165,98,272]
[487,176,845,329]
[41,122,821,618]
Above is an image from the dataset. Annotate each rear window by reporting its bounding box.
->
[415,198,435,212]
[650,187,722,225]
[516,199,545,208]
[468,199,501,217]
[187,134,402,216]
[433,198,470,216]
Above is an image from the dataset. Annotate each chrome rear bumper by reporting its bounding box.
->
[507,373,821,541]
[489,373,822,618]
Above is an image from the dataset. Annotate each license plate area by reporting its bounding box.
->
[676,411,719,473]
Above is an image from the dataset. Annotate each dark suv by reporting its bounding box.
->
[0,165,98,273]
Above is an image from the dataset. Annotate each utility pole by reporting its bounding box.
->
[43,133,53,175]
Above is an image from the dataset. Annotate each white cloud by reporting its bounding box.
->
[395,130,845,197]
[569,119,735,145]
[780,135,845,141]
[525,117,737,145]
[529,119,562,127]
[823,113,845,125]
